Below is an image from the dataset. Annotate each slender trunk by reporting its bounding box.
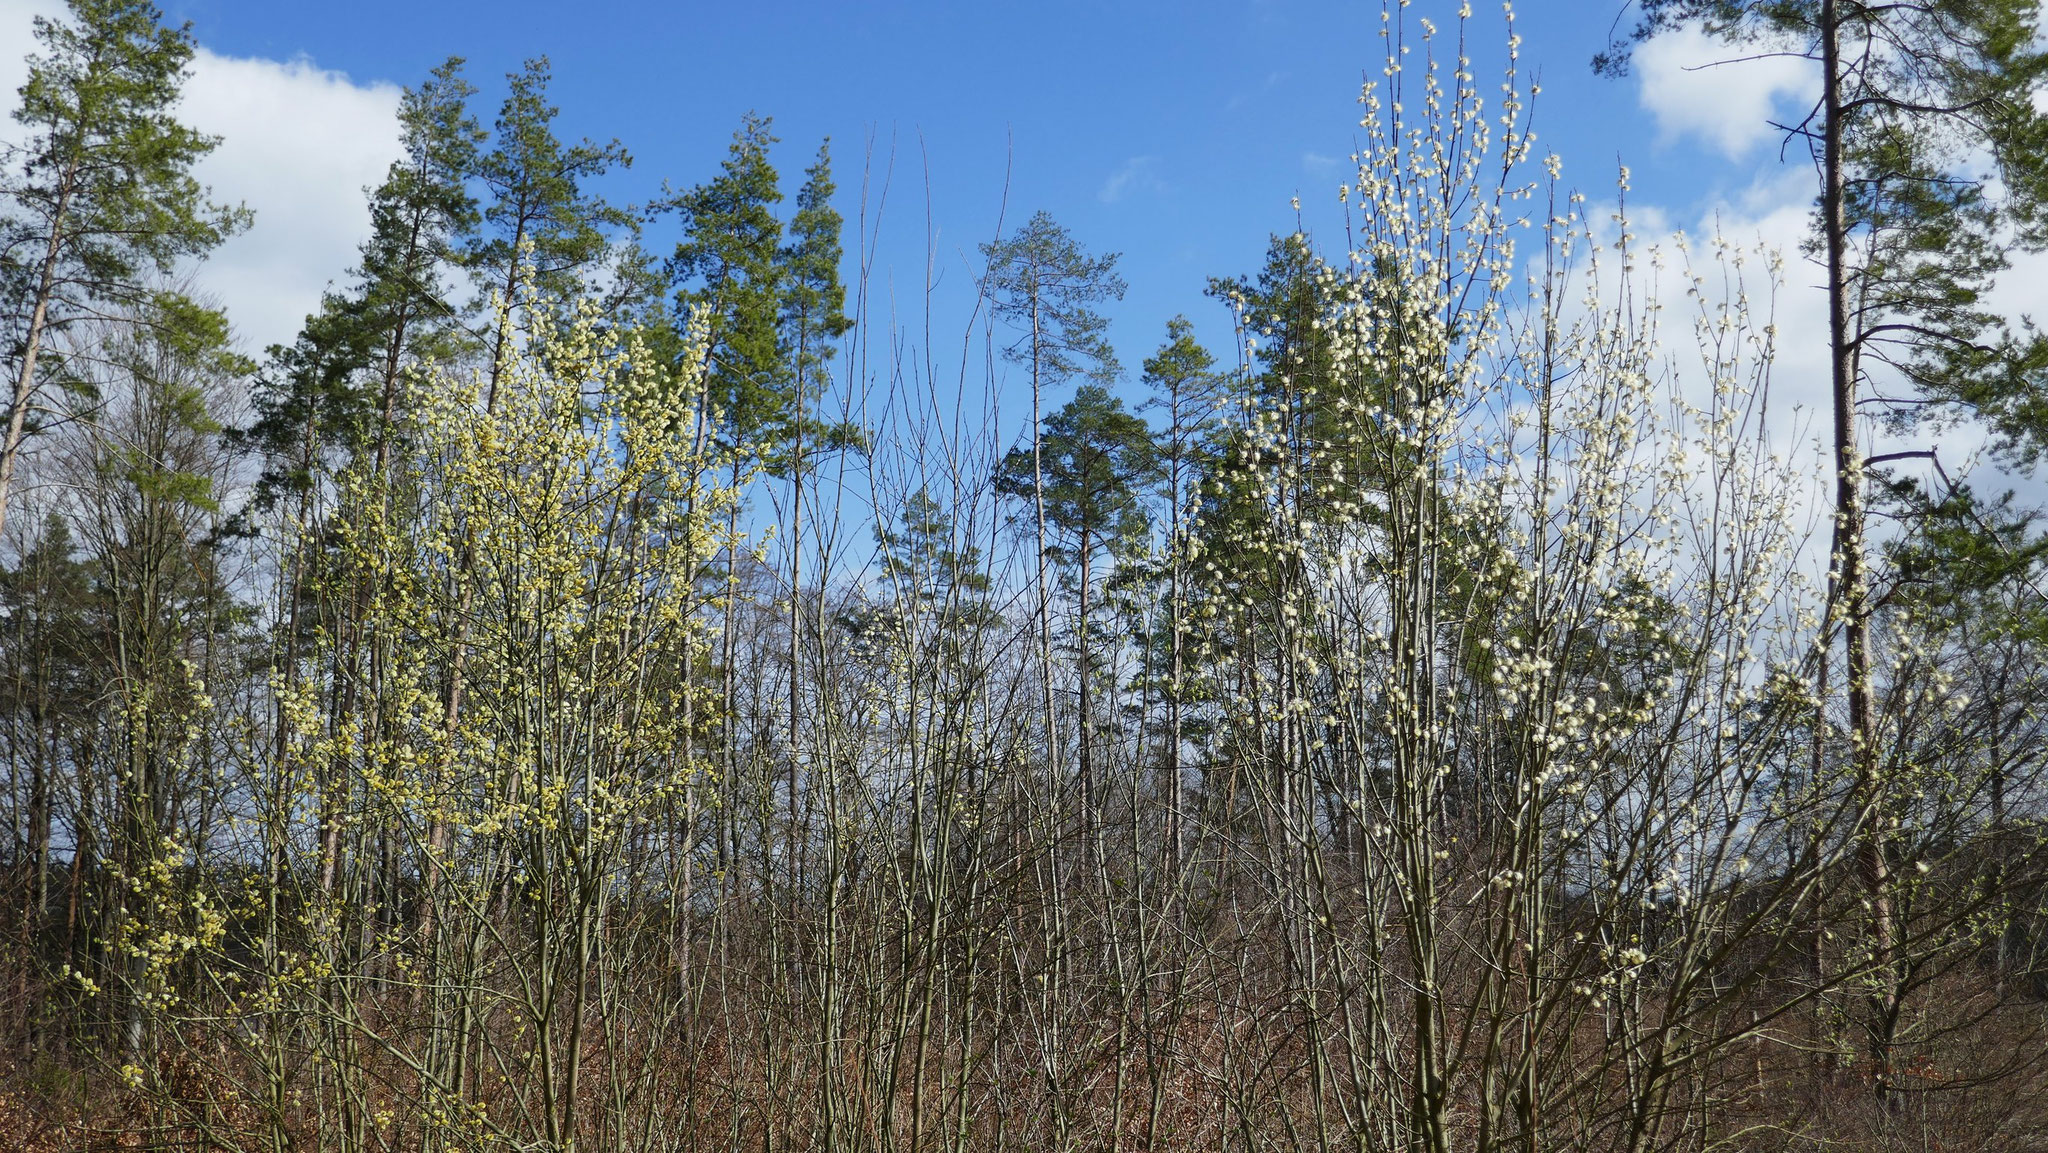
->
[789,326,805,902]
[485,207,531,412]
[1077,529,1092,819]
[0,172,79,540]
[1821,0,1896,1098]
[1031,298,1057,776]
[1166,445,1186,868]
[24,719,50,1049]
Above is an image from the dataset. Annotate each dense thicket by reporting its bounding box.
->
[5,3,2048,1151]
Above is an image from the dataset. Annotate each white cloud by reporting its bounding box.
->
[1635,26,1816,160]
[1100,154,1163,204]
[179,51,403,352]
[0,0,404,354]
[1701,165,2048,502]
[1621,157,2048,538]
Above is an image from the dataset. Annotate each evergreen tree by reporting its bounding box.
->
[0,0,247,539]
[1207,232,1386,525]
[980,211,1125,771]
[659,114,785,863]
[781,142,854,443]
[983,212,1125,393]
[243,57,482,500]
[468,56,630,410]
[865,486,997,677]
[878,487,993,624]
[1600,0,2048,1096]
[663,112,788,458]
[779,141,855,774]
[353,59,484,462]
[995,383,1157,807]
[1208,233,1336,408]
[1138,317,1225,855]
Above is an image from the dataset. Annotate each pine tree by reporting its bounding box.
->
[0,0,248,539]
[1601,0,2048,1098]
[1207,232,1387,525]
[780,142,854,449]
[995,383,1157,811]
[664,112,788,459]
[980,211,1125,773]
[778,142,854,803]
[243,57,482,500]
[354,59,484,465]
[879,487,993,616]
[873,486,997,674]
[468,57,630,410]
[1139,317,1225,857]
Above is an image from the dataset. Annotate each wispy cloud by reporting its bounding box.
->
[1302,151,1343,176]
[1100,154,1164,204]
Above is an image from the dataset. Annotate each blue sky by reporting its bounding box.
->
[95,0,1808,364]
[3,0,1915,496]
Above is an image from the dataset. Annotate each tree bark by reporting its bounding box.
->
[1820,0,1897,1098]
